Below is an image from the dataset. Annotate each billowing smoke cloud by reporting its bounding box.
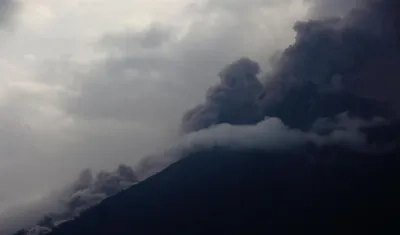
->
[183,0,399,133]
[11,164,138,235]
[264,0,400,111]
[181,58,264,132]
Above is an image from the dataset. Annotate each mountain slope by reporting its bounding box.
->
[46,141,400,235]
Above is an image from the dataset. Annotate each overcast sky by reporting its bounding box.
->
[0,0,319,215]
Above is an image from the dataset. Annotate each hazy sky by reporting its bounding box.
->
[0,0,316,215]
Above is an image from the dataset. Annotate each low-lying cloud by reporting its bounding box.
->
[181,114,381,154]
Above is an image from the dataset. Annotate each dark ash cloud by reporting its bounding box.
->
[265,0,400,111]
[181,58,264,132]
[183,0,399,133]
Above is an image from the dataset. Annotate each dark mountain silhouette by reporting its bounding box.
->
[44,123,400,235]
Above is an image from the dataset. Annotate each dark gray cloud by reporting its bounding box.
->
[182,0,399,133]
[266,0,400,110]
[181,58,264,132]
[311,112,385,134]
[0,0,18,27]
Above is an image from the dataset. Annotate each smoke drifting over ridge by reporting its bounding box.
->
[8,164,138,235]
[9,0,400,234]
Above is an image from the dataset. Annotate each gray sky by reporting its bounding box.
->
[0,0,314,216]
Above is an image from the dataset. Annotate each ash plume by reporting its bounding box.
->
[13,165,138,235]
[181,58,264,133]
[261,0,400,127]
[182,0,399,133]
